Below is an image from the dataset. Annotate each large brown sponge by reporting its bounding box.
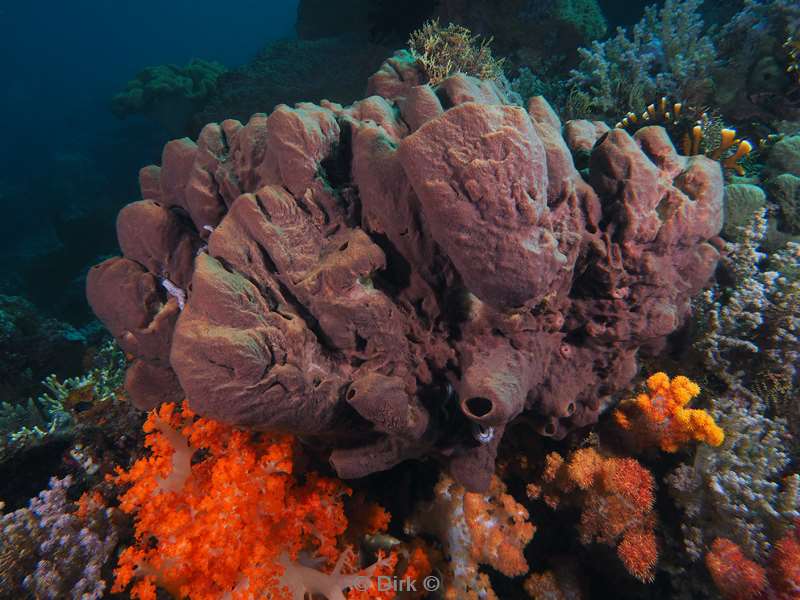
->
[87,50,723,492]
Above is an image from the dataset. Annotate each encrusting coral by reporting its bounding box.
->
[527,447,659,583]
[613,372,724,453]
[86,42,726,492]
[111,401,396,600]
[405,472,535,599]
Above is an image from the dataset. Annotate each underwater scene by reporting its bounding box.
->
[1,0,799,598]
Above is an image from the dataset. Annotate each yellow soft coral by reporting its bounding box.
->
[614,372,724,452]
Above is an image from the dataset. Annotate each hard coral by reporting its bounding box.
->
[111,402,390,600]
[0,476,121,599]
[567,0,716,120]
[87,52,724,492]
[614,372,724,453]
[529,448,658,582]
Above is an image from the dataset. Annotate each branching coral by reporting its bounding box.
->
[0,475,122,599]
[1,339,126,461]
[408,19,505,85]
[614,372,724,453]
[405,473,535,599]
[666,389,799,561]
[567,0,716,120]
[111,401,392,600]
[527,448,659,582]
[695,209,800,397]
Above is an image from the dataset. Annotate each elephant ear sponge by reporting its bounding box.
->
[614,372,724,452]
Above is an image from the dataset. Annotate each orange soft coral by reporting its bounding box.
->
[111,402,392,600]
[614,372,724,452]
[529,448,658,582]
[405,474,535,599]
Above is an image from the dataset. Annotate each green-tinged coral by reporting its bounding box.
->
[0,340,126,461]
[111,59,226,133]
[723,184,768,240]
[765,133,800,178]
[769,174,800,234]
[408,19,505,86]
[552,0,607,42]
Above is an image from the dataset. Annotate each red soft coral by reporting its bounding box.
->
[111,402,391,599]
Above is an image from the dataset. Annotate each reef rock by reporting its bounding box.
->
[87,53,723,491]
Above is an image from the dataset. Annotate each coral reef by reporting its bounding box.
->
[714,0,800,131]
[1,339,126,463]
[527,447,659,582]
[405,473,534,599]
[0,475,122,599]
[433,0,607,72]
[724,184,767,240]
[87,51,725,492]
[694,208,799,412]
[112,59,227,135]
[112,401,393,600]
[614,99,754,176]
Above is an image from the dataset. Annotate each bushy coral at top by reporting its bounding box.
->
[112,401,393,600]
[407,19,505,85]
[111,59,226,133]
[614,372,724,453]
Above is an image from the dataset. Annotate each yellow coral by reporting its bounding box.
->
[615,372,724,452]
[408,19,505,86]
